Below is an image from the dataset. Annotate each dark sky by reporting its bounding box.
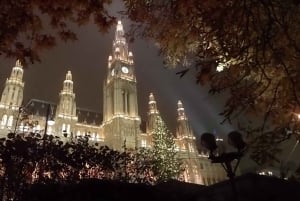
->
[0,1,235,136]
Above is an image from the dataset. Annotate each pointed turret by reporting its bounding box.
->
[177,100,187,121]
[111,20,133,64]
[176,100,192,138]
[0,60,25,132]
[0,60,24,109]
[55,70,78,136]
[106,20,136,84]
[146,93,160,133]
[148,93,159,115]
[62,70,73,93]
[103,20,139,121]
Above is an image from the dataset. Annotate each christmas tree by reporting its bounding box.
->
[152,115,182,182]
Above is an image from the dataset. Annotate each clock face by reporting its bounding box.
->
[121,66,129,74]
[111,69,115,76]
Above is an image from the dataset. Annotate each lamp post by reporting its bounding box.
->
[196,131,246,201]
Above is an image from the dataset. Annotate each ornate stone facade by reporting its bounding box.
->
[0,21,227,185]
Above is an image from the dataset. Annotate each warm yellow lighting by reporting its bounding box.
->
[47,119,55,126]
[216,62,226,72]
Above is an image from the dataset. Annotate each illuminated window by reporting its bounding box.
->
[19,122,23,131]
[1,115,7,126]
[62,123,66,132]
[184,166,190,182]
[141,139,147,147]
[122,90,130,114]
[47,127,52,134]
[67,124,70,133]
[188,143,194,152]
[181,144,186,151]
[193,165,199,183]
[77,130,81,136]
[96,133,101,141]
[7,115,13,127]
[92,133,96,140]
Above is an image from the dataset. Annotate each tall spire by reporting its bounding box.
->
[10,59,24,81]
[115,20,126,43]
[146,93,160,133]
[56,70,77,120]
[0,59,24,109]
[148,93,159,115]
[110,20,133,64]
[176,100,192,138]
[16,59,22,67]
[103,20,140,150]
[62,70,73,93]
[177,100,187,121]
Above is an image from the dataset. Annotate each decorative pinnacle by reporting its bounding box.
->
[115,20,125,41]
[178,100,183,108]
[16,59,22,67]
[149,93,156,103]
[117,20,123,31]
[177,100,187,120]
[66,70,72,81]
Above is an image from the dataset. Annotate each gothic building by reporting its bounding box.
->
[0,21,227,185]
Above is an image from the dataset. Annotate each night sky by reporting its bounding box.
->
[0,1,235,137]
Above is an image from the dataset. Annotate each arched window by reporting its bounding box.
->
[48,126,52,134]
[193,165,199,183]
[141,139,147,147]
[1,115,7,126]
[62,123,66,132]
[7,115,13,127]
[181,143,186,151]
[76,130,81,136]
[67,124,70,133]
[19,122,24,131]
[184,165,190,182]
[122,89,130,114]
[188,143,194,152]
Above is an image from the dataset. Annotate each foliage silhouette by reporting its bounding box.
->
[0,0,115,65]
[123,0,300,165]
[0,132,157,201]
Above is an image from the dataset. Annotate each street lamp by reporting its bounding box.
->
[196,131,246,201]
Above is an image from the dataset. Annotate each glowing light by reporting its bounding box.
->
[47,119,55,126]
[216,62,226,72]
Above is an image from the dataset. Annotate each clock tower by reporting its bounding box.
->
[103,20,141,150]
